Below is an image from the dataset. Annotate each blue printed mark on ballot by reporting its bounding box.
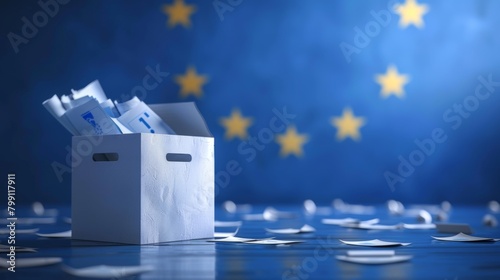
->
[138,112,155,133]
[81,111,103,135]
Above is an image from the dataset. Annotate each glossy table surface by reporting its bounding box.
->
[1,204,500,279]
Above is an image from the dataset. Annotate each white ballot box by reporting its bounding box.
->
[71,102,214,244]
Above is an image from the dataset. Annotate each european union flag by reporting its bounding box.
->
[2,0,500,205]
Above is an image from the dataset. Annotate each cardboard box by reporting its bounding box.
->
[72,102,214,244]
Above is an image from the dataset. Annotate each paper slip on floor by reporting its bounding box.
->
[0,244,37,253]
[336,255,412,264]
[207,236,303,245]
[15,217,57,225]
[432,233,499,242]
[214,221,243,227]
[62,264,154,278]
[321,218,379,226]
[207,236,259,243]
[0,228,39,234]
[341,223,402,230]
[37,230,72,238]
[242,213,274,221]
[0,257,62,268]
[346,250,395,257]
[244,239,303,245]
[265,224,316,234]
[340,239,410,247]
[403,223,436,230]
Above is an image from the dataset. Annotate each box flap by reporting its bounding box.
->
[149,102,212,137]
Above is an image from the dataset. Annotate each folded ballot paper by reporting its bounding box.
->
[42,80,175,136]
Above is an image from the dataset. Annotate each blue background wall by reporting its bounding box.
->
[2,0,500,205]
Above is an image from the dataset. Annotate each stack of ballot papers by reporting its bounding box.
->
[42,80,175,136]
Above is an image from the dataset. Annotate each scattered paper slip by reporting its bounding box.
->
[0,228,39,234]
[242,213,275,221]
[244,239,303,245]
[357,218,380,225]
[207,236,300,245]
[0,244,37,253]
[265,224,316,234]
[341,223,401,230]
[214,232,237,238]
[432,233,499,242]
[321,218,359,225]
[340,239,410,247]
[322,218,379,226]
[214,221,242,227]
[0,257,62,268]
[336,255,412,264]
[403,223,436,230]
[37,230,72,238]
[207,236,258,243]
[347,250,395,257]
[16,217,57,225]
[62,264,154,278]
[265,228,300,234]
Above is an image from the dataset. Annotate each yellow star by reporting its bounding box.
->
[331,108,366,141]
[276,126,308,157]
[375,65,409,98]
[395,0,429,28]
[220,109,253,140]
[162,0,196,28]
[175,67,208,98]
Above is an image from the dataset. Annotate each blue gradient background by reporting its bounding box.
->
[1,0,500,205]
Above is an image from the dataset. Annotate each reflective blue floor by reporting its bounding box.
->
[1,205,500,279]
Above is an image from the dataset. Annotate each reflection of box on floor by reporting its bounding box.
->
[72,102,214,244]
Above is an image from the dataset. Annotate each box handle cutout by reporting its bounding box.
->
[166,153,192,162]
[92,153,119,162]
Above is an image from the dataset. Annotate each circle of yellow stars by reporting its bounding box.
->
[161,0,429,158]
